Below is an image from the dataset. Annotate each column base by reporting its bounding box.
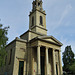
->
[37,72,50,75]
[37,74,41,75]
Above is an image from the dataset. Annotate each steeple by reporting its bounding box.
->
[29,0,47,35]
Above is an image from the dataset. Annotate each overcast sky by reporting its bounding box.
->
[0,0,75,55]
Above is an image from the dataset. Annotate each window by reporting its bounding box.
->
[32,16,34,26]
[9,49,12,65]
[35,3,36,7]
[38,3,40,7]
[40,16,43,25]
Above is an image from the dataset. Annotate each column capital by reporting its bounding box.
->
[44,46,49,49]
[53,48,56,51]
[59,50,61,52]
[37,45,41,47]
[46,46,49,49]
[53,48,61,51]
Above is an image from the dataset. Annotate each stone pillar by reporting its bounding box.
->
[57,63,60,75]
[31,47,34,75]
[32,58,34,75]
[59,50,63,75]
[45,47,49,75]
[36,0,38,8]
[37,46,41,75]
[52,49,56,75]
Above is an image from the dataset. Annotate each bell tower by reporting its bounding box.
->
[29,0,47,35]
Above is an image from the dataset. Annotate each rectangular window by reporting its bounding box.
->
[40,16,43,25]
[9,49,12,65]
[32,16,34,26]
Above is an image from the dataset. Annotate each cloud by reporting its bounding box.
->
[52,4,72,30]
[58,4,72,25]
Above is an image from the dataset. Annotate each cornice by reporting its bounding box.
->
[30,25,47,31]
[29,9,46,16]
[6,37,27,48]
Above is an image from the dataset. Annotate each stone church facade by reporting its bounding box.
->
[0,0,63,75]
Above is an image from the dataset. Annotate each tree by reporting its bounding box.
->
[0,24,9,67]
[69,62,75,74]
[62,46,74,73]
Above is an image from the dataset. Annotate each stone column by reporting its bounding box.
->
[37,46,41,75]
[59,50,63,75]
[31,47,34,75]
[45,47,49,75]
[56,63,60,75]
[32,58,34,75]
[36,0,38,8]
[52,49,56,75]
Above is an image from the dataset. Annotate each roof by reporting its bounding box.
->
[20,29,46,37]
[6,37,27,48]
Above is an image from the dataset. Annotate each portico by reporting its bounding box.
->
[30,37,63,75]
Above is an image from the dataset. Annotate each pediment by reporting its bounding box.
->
[44,38,57,43]
[38,36,63,46]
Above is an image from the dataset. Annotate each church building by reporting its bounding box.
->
[0,0,63,75]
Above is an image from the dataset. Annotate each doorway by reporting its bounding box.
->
[41,56,45,75]
[56,64,58,75]
[40,47,45,75]
[18,61,24,75]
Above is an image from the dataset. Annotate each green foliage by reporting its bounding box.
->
[62,46,74,73]
[69,62,75,74]
[0,24,9,67]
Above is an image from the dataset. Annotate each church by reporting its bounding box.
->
[0,0,63,75]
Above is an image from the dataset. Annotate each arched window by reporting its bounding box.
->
[38,3,40,7]
[35,3,36,7]
[40,16,43,25]
[32,16,34,26]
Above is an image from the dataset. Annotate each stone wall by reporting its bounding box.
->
[12,39,27,75]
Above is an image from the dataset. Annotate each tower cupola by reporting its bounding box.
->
[32,0,43,11]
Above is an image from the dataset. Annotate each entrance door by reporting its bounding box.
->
[18,61,24,75]
[56,64,58,75]
[41,56,45,75]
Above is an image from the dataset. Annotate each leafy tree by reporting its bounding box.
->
[0,24,9,67]
[69,62,75,74]
[62,46,74,73]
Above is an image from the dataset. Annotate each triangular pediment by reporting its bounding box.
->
[44,38,57,43]
[38,36,63,46]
